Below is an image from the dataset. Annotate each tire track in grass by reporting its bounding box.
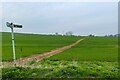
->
[2,38,85,67]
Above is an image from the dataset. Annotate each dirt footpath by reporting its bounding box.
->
[2,38,85,67]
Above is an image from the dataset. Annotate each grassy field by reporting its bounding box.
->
[2,32,81,61]
[47,37,118,62]
[2,60,119,79]
[1,32,119,79]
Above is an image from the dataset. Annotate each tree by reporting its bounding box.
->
[88,34,94,37]
[105,35,108,37]
[65,31,73,36]
[109,34,113,37]
[55,32,58,35]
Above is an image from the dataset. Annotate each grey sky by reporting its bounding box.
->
[2,2,118,36]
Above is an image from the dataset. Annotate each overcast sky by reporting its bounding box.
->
[1,2,118,36]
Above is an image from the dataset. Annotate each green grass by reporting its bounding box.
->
[47,37,118,62]
[0,32,1,61]
[2,32,82,61]
[2,60,119,79]
[1,32,119,79]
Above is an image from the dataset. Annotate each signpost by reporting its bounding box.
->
[6,22,22,66]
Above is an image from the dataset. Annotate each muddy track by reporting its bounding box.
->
[2,38,85,67]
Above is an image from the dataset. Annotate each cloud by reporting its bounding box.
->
[1,0,119,2]
[2,2,118,35]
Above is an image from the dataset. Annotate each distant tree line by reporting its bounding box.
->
[88,34,120,37]
[54,32,120,37]
[55,31,74,36]
[104,34,120,37]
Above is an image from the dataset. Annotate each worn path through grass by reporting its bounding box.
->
[2,38,85,67]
